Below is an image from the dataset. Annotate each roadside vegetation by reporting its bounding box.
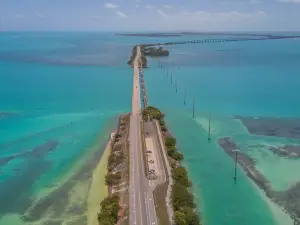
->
[127,45,148,68]
[97,194,120,225]
[142,46,169,57]
[142,106,201,225]
[98,114,130,225]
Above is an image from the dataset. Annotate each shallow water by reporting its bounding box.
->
[1,32,300,225]
[144,35,300,225]
[0,33,132,224]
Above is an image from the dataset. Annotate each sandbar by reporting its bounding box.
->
[218,137,300,222]
[87,140,110,225]
[235,116,300,139]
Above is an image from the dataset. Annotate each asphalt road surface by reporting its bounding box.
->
[129,46,157,225]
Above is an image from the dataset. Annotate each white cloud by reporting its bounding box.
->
[14,14,24,19]
[163,5,172,8]
[250,0,260,3]
[104,2,119,9]
[91,15,101,20]
[145,4,154,9]
[35,12,43,18]
[278,0,300,3]
[158,10,168,18]
[116,11,128,18]
[156,9,267,31]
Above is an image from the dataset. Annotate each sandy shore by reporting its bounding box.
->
[250,178,294,225]
[87,140,111,225]
[218,137,296,225]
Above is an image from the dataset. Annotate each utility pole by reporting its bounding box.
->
[184,88,186,105]
[234,150,238,183]
[192,99,195,118]
[208,116,211,141]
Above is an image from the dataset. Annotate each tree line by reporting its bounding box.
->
[142,106,201,225]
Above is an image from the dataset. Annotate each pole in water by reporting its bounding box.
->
[175,80,178,93]
[208,116,211,141]
[192,99,195,118]
[184,88,186,105]
[171,72,173,84]
[234,151,238,183]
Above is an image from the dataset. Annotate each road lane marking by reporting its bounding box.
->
[144,192,150,225]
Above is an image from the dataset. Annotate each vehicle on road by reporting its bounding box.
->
[146,150,152,153]
[149,169,156,174]
[149,160,154,163]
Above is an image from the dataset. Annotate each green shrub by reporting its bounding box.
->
[105,172,121,185]
[172,151,184,161]
[98,194,120,225]
[171,183,195,211]
[172,167,190,187]
[165,137,176,147]
[161,126,167,132]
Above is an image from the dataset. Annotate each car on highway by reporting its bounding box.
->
[146,150,152,153]
[149,169,155,174]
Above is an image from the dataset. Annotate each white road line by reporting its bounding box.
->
[144,192,150,225]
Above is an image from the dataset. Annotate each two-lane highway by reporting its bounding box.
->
[129,45,157,225]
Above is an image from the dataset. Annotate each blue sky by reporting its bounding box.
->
[0,0,299,31]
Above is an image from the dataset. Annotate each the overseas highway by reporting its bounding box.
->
[129,45,157,225]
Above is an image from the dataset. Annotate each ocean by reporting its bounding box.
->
[0,32,300,225]
[0,32,134,225]
[144,35,300,225]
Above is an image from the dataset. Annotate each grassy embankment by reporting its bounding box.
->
[143,106,201,225]
[97,114,130,225]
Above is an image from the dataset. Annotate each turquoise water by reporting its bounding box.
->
[0,33,134,224]
[144,37,300,225]
[1,32,300,225]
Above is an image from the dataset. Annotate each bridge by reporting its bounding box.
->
[141,35,300,47]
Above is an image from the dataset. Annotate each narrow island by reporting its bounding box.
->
[127,45,148,68]
[142,106,201,225]
[97,114,130,225]
[127,45,170,68]
[218,135,300,222]
[142,46,169,57]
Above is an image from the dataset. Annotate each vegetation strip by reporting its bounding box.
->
[152,119,171,225]
[143,106,201,225]
[127,45,169,68]
[98,114,130,225]
[140,121,150,177]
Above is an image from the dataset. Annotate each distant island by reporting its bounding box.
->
[141,46,169,57]
[115,33,182,37]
